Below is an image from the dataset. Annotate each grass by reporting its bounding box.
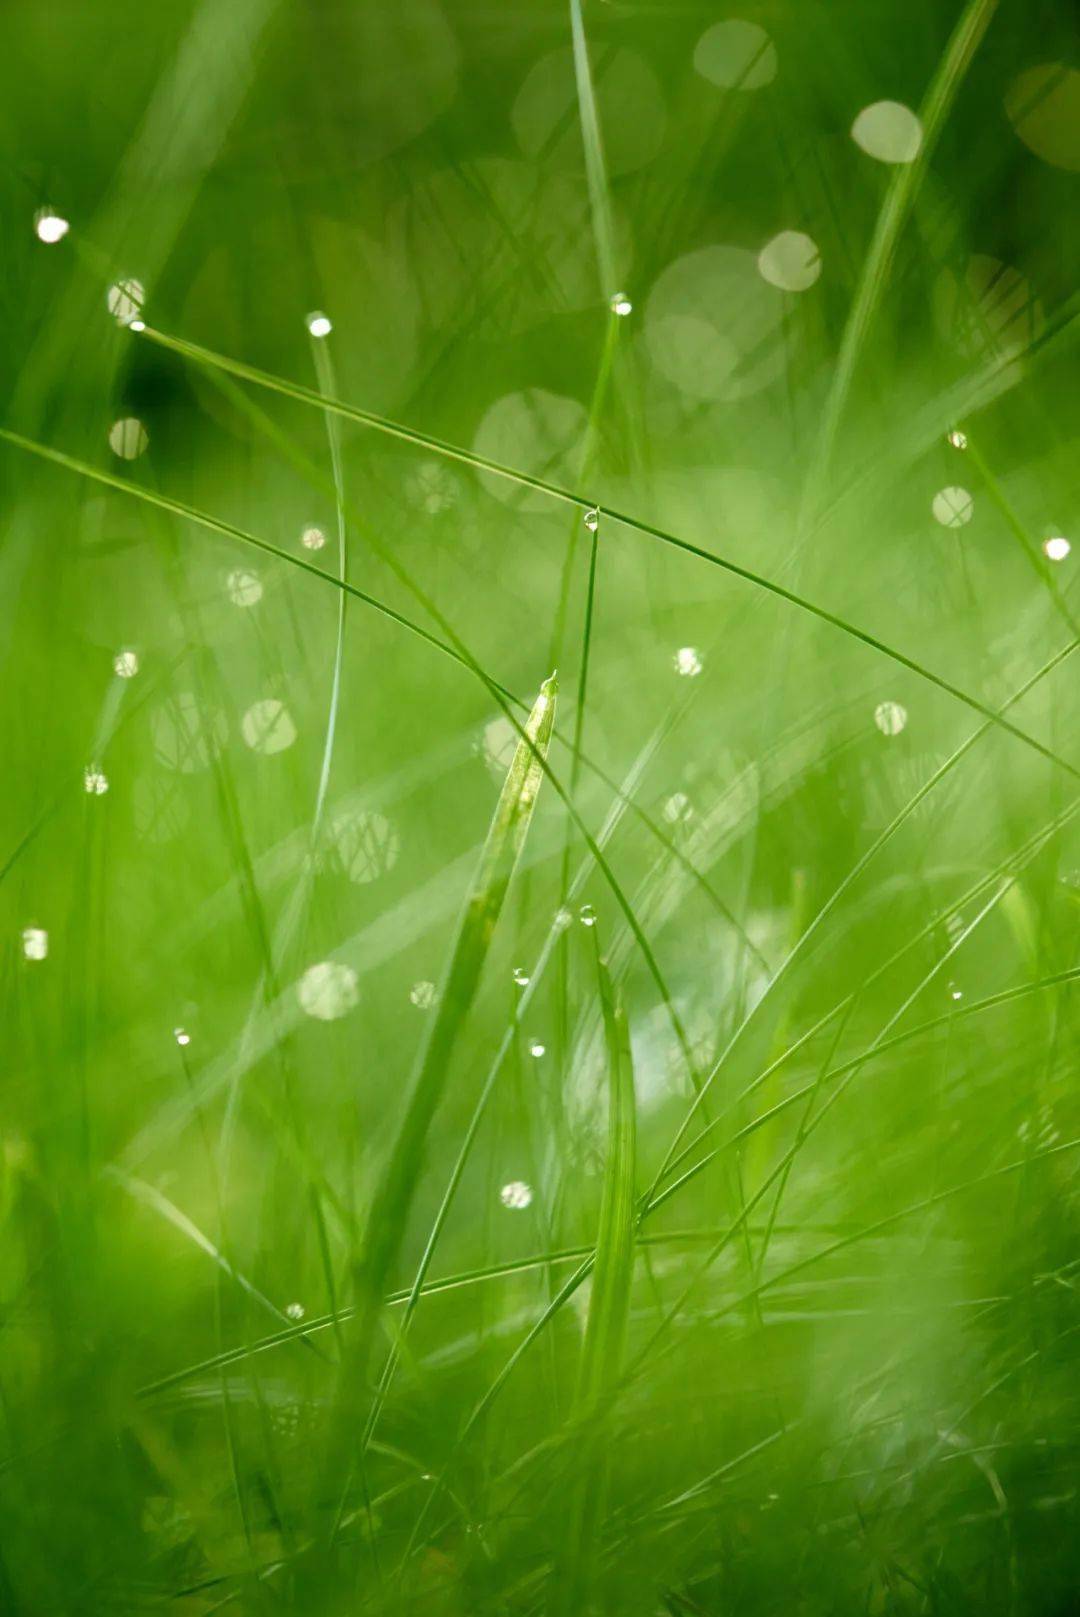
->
[3,1,1080,1613]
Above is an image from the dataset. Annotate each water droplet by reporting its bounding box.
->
[553,906,573,932]
[693,19,777,90]
[173,1027,191,1047]
[512,966,530,987]
[326,808,400,885]
[477,714,516,778]
[306,311,332,338]
[1044,535,1071,562]
[583,506,600,533]
[83,767,109,795]
[662,791,693,825]
[108,417,148,460]
[757,231,821,292]
[932,486,973,528]
[1005,63,1080,174]
[410,979,437,1009]
[34,209,69,244]
[610,292,632,317]
[285,1302,305,1321]
[113,649,139,678]
[406,459,459,514]
[22,928,48,961]
[227,568,262,607]
[528,1038,546,1058]
[673,646,703,677]
[579,903,596,927]
[500,1180,533,1210]
[946,428,968,450]
[949,982,963,1001]
[241,698,297,756]
[851,101,923,164]
[874,701,907,737]
[297,960,359,1021]
[301,525,326,551]
[107,278,144,327]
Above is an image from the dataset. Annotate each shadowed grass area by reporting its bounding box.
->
[3,1,1080,1613]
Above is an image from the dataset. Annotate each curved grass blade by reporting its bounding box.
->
[125,331,1080,790]
[0,422,710,1098]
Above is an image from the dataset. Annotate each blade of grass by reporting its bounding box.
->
[550,934,637,1617]
[649,632,1080,1198]
[0,422,709,1102]
[568,0,618,301]
[324,675,557,1503]
[307,325,349,835]
[110,331,1080,790]
[666,772,1080,1187]
[800,0,1000,524]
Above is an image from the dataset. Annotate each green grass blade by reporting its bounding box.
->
[568,0,618,299]
[801,0,1000,518]
[551,935,637,1616]
[118,332,1080,787]
[331,675,557,1435]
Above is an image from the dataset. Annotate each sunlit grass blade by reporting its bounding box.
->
[328,675,557,1465]
[568,0,618,300]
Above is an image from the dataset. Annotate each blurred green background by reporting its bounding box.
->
[2,0,1080,1611]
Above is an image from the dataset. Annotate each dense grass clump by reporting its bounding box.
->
[3,1,1080,1612]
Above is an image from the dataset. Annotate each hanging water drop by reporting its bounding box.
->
[35,209,69,244]
[673,646,703,677]
[874,701,907,737]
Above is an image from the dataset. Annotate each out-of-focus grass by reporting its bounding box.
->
[2,1,1080,1612]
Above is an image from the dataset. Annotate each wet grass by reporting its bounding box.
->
[2,1,1080,1614]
